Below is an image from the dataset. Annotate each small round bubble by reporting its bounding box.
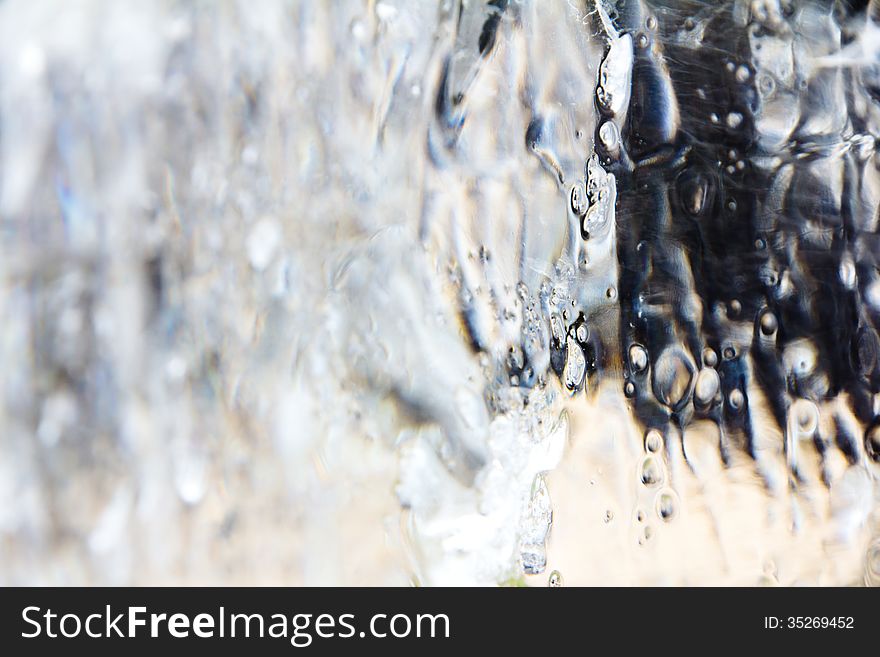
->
[655,489,679,522]
[639,455,664,487]
[644,429,663,453]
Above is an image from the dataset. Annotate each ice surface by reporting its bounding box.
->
[1,0,879,586]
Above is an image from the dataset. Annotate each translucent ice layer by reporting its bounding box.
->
[1,0,879,586]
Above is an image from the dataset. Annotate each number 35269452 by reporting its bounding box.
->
[764,617,854,629]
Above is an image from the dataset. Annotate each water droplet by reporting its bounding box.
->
[735,65,751,83]
[637,33,650,49]
[606,286,617,300]
[604,509,614,523]
[548,570,564,587]
[576,324,589,343]
[646,16,657,31]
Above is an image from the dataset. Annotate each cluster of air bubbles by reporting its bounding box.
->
[489,0,880,583]
[520,475,553,575]
[575,155,617,241]
[635,428,678,541]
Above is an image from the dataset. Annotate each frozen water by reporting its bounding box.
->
[1,0,879,586]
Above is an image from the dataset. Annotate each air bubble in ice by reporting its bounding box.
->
[703,347,718,368]
[520,475,553,575]
[655,489,678,522]
[570,183,587,216]
[677,169,712,217]
[759,310,778,336]
[651,348,695,410]
[581,155,616,239]
[629,344,648,372]
[728,388,745,413]
[639,455,664,487]
[644,429,663,454]
[783,340,817,378]
[599,121,619,150]
[694,368,720,406]
[564,336,586,391]
[793,399,819,435]
[596,34,633,118]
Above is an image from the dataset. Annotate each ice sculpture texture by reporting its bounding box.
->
[0,0,879,586]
